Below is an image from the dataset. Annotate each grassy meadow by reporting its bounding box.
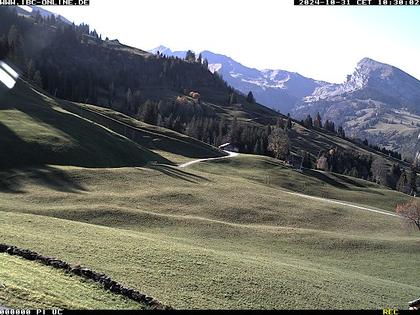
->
[0,154,419,309]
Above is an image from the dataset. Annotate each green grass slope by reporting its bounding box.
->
[191,154,411,211]
[0,253,144,309]
[0,80,169,168]
[0,154,418,309]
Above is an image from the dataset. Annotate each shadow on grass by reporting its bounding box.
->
[0,166,87,194]
[262,159,285,168]
[148,164,210,184]
[302,169,349,189]
[333,173,369,188]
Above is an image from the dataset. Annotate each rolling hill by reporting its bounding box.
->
[1,74,412,194]
[0,69,409,199]
[0,153,418,309]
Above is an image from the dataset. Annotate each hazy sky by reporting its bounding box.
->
[42,0,420,83]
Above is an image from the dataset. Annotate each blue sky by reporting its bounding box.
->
[42,0,420,83]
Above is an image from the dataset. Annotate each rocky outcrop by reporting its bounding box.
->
[0,244,171,310]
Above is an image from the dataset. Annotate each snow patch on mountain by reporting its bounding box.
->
[208,63,222,74]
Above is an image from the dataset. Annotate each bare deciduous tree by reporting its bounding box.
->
[396,199,420,231]
[268,128,290,161]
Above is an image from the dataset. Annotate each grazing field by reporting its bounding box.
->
[191,155,411,212]
[0,154,418,309]
[0,253,143,309]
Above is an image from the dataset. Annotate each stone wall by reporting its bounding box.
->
[0,244,171,310]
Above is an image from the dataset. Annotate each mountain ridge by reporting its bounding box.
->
[150,46,329,113]
[295,57,420,159]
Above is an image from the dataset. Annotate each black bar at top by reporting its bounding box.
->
[295,0,420,5]
[0,0,89,5]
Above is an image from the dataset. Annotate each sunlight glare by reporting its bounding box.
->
[0,62,18,89]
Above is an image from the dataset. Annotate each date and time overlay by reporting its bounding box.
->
[0,0,418,5]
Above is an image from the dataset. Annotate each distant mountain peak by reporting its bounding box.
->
[357,57,378,65]
[356,57,393,73]
[295,57,420,158]
[150,45,172,55]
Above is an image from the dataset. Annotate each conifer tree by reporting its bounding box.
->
[410,166,417,195]
[246,91,255,104]
[314,112,322,129]
[285,113,292,130]
[304,115,313,128]
[33,70,43,88]
[337,126,345,138]
[185,50,196,62]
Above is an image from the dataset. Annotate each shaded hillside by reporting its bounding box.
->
[0,7,277,121]
[0,79,170,168]
[0,78,229,169]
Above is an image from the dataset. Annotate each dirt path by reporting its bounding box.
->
[276,188,399,218]
[179,151,239,168]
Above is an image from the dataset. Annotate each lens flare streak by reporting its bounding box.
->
[0,61,18,89]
